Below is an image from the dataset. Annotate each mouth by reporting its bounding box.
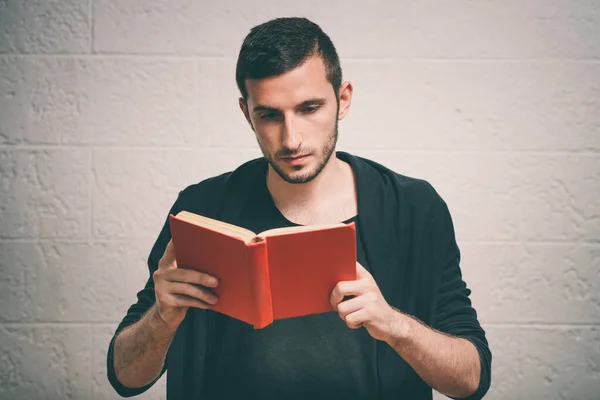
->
[280,154,310,165]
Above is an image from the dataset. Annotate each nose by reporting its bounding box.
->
[281,114,302,151]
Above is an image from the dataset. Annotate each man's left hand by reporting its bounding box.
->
[330,262,401,342]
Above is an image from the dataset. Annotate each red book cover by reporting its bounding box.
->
[168,211,356,329]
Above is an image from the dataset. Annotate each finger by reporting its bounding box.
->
[171,294,214,310]
[165,281,219,304]
[165,268,219,288]
[159,239,177,269]
[330,280,367,310]
[344,309,367,329]
[356,262,372,280]
[336,295,368,320]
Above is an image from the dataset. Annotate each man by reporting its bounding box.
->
[108,17,491,400]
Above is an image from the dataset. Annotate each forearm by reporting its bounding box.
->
[113,304,177,389]
[385,311,481,398]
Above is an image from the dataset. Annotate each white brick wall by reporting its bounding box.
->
[1,1,598,399]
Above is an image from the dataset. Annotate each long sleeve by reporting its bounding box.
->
[106,193,183,397]
[431,197,492,400]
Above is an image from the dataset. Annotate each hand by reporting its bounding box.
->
[152,239,220,330]
[330,262,400,342]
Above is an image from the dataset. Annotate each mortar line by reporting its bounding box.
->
[2,321,598,328]
[459,241,600,246]
[0,144,256,151]
[1,53,600,63]
[194,57,199,144]
[344,57,600,63]
[1,321,121,327]
[89,148,94,240]
[1,238,599,247]
[482,322,600,328]
[89,0,94,54]
[346,149,600,156]
[1,144,599,156]
[0,238,156,243]
[89,323,93,398]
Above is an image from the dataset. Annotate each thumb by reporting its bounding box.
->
[356,262,371,280]
[160,239,178,268]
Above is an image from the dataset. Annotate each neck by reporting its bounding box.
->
[266,151,349,209]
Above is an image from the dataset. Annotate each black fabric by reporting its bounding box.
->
[200,172,377,400]
[107,152,492,399]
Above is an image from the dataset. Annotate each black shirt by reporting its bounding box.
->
[107,152,492,400]
[202,174,379,399]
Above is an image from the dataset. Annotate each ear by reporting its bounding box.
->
[337,81,353,121]
[239,97,255,132]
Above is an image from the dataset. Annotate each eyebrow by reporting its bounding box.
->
[252,97,327,113]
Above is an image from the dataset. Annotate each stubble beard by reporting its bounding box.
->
[261,118,339,185]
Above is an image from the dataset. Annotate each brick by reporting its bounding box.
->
[93,0,274,55]
[0,57,196,145]
[462,244,600,324]
[0,149,90,239]
[482,326,521,400]
[511,244,600,323]
[355,152,523,241]
[459,244,527,325]
[63,58,196,146]
[92,325,166,400]
[339,60,600,152]
[12,240,155,322]
[0,57,82,144]
[343,326,520,400]
[520,326,600,399]
[519,155,600,242]
[93,0,600,58]
[197,58,257,147]
[440,326,600,399]
[0,325,91,399]
[373,0,600,59]
[0,0,90,54]
[0,243,41,322]
[92,148,262,238]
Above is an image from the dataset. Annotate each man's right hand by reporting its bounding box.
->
[152,239,219,331]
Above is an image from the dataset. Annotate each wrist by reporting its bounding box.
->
[150,305,179,336]
[385,308,412,346]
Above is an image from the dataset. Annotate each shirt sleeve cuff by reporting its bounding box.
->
[106,330,167,397]
[448,335,492,400]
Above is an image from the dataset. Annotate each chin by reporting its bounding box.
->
[275,161,321,184]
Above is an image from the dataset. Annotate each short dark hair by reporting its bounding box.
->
[236,17,342,102]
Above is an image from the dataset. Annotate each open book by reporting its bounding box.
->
[168,210,357,329]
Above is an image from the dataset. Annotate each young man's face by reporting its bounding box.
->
[240,56,350,184]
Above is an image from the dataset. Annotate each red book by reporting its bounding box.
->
[168,211,357,329]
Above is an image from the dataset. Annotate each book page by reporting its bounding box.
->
[259,223,345,238]
[175,211,257,242]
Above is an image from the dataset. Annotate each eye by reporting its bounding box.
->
[301,105,320,113]
[260,112,279,121]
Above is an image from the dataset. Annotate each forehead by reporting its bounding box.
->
[245,56,333,108]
